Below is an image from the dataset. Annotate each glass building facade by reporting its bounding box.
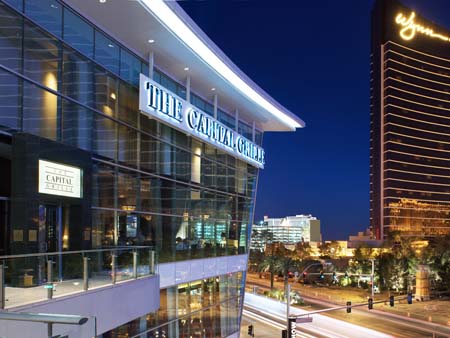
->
[370,0,450,239]
[0,0,303,336]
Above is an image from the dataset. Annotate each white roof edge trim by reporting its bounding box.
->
[139,0,305,129]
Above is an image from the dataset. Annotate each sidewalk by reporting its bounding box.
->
[246,272,450,327]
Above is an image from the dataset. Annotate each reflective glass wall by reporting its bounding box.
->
[102,271,245,338]
[0,1,260,262]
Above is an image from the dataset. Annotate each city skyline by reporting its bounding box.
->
[180,0,450,240]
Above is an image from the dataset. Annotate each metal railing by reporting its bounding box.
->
[0,246,156,309]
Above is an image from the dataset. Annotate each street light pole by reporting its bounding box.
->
[370,259,375,299]
[286,283,291,332]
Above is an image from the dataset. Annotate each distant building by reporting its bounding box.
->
[251,214,321,250]
[370,0,450,239]
[348,229,384,249]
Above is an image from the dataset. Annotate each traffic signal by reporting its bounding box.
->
[248,325,253,335]
[332,272,337,280]
[344,272,348,278]
[248,324,254,336]
[389,295,394,307]
[346,301,351,313]
[320,271,324,279]
[407,293,412,304]
[368,298,373,310]
[302,272,307,279]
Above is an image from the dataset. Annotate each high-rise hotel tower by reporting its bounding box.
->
[371,0,450,239]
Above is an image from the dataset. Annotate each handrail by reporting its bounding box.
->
[0,246,153,260]
[0,312,89,325]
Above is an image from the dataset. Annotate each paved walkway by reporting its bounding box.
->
[4,272,138,309]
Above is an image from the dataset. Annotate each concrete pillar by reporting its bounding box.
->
[148,51,154,80]
[186,75,191,102]
[213,94,218,119]
[415,265,430,301]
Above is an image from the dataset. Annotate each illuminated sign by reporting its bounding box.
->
[395,12,450,42]
[139,74,265,168]
[38,160,82,198]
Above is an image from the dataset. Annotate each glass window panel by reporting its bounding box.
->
[92,163,115,209]
[63,7,94,58]
[141,62,149,78]
[61,99,92,151]
[92,208,115,248]
[23,81,58,141]
[202,151,216,189]
[23,23,60,90]
[159,72,177,93]
[238,120,252,140]
[177,85,186,100]
[118,170,138,211]
[218,109,235,129]
[140,176,161,213]
[94,30,119,74]
[94,67,117,118]
[0,69,21,130]
[191,140,202,184]
[153,68,162,84]
[141,132,158,173]
[24,0,62,37]
[62,48,94,106]
[255,129,263,146]
[93,114,116,160]
[0,3,22,71]
[140,113,157,137]
[118,124,138,167]
[118,82,138,126]
[120,48,141,86]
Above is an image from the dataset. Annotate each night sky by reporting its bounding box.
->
[178,0,450,240]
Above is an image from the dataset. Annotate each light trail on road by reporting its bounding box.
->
[243,309,317,338]
[245,293,394,338]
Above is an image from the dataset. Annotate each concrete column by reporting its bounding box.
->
[235,109,239,132]
[148,51,154,80]
[186,75,191,102]
[213,94,218,119]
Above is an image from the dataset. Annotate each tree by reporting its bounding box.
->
[423,234,450,291]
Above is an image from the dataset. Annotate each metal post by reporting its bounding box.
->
[47,322,52,338]
[371,259,375,300]
[133,251,138,279]
[83,256,89,291]
[0,264,5,309]
[286,284,291,332]
[149,250,155,274]
[47,260,53,300]
[111,254,117,284]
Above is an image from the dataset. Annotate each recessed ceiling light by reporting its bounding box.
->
[184,67,189,71]
[108,43,114,48]
[110,93,116,100]
[99,0,107,3]
[211,87,216,91]
[148,39,155,44]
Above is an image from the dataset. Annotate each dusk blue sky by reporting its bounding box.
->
[179,0,450,240]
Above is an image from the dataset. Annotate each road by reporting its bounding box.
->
[246,276,450,338]
[244,292,450,338]
[241,308,324,338]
